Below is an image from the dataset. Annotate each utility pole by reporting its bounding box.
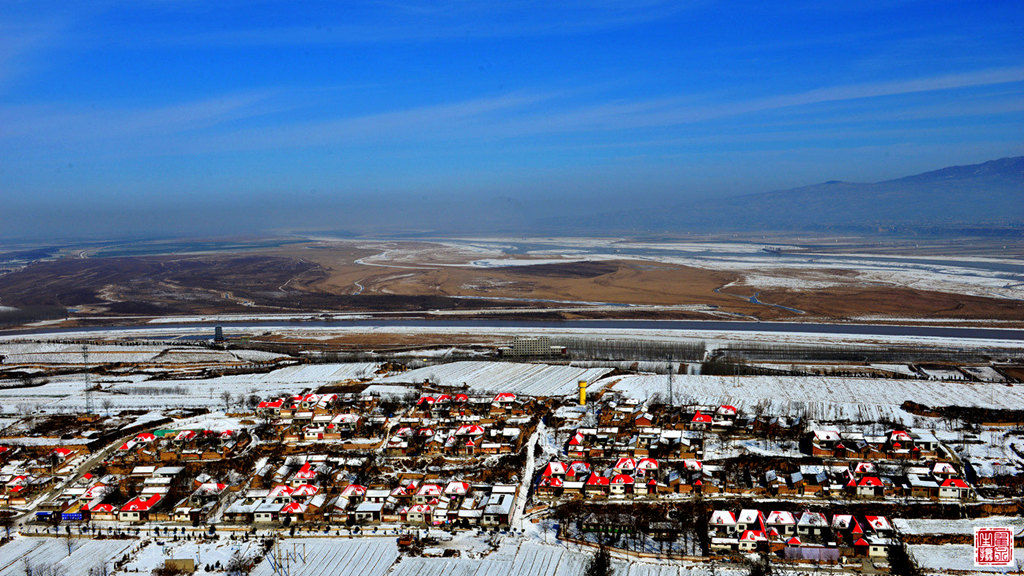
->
[82,344,94,415]
[667,356,674,406]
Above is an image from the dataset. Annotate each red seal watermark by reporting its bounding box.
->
[975,527,1014,567]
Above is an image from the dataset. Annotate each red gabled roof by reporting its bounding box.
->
[540,477,563,488]
[854,538,869,547]
[636,458,658,470]
[542,462,567,477]
[858,476,883,487]
[611,474,634,485]
[341,484,367,497]
[586,473,610,486]
[691,411,712,423]
[941,478,969,488]
[614,457,637,470]
[121,494,161,512]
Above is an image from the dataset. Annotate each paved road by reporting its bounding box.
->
[5,318,1024,341]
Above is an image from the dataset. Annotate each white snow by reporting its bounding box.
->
[0,536,134,576]
[893,517,1024,536]
[119,539,259,575]
[909,544,1023,573]
[610,374,1024,423]
[373,361,613,397]
[250,537,397,576]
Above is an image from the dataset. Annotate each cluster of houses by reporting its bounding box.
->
[596,399,740,433]
[225,476,517,529]
[807,428,944,460]
[256,391,536,451]
[0,446,79,507]
[112,428,249,463]
[804,429,972,501]
[708,509,895,561]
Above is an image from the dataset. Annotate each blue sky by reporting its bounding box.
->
[2,1,1023,238]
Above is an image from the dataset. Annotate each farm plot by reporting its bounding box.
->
[390,541,724,576]
[610,374,1024,424]
[238,362,381,384]
[0,362,381,413]
[249,537,397,576]
[149,348,241,364]
[908,544,1024,573]
[373,362,612,396]
[390,541,590,576]
[118,539,260,575]
[0,342,164,364]
[894,517,1024,535]
[961,366,1006,382]
[0,536,135,576]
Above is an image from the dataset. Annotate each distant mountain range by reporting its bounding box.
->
[598,156,1024,234]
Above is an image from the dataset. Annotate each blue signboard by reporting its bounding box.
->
[62,512,83,521]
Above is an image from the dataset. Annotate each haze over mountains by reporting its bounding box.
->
[5,157,1023,242]
[594,156,1024,236]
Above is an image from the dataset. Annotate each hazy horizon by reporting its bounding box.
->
[3,2,1023,239]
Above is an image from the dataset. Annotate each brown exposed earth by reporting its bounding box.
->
[1,239,1022,325]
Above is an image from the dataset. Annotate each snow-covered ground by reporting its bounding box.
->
[249,537,397,576]
[372,361,612,397]
[0,342,288,365]
[0,536,135,576]
[909,544,1024,573]
[894,517,1024,536]
[610,374,1024,423]
[0,362,380,413]
[118,539,259,575]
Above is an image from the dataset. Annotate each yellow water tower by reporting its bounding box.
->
[578,380,587,406]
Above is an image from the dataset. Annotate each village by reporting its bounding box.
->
[0,335,1021,575]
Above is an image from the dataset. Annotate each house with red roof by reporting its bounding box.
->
[938,478,970,500]
[609,474,634,496]
[119,494,163,522]
[855,476,884,497]
[689,411,713,430]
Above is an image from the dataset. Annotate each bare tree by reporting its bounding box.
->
[64,526,75,556]
[101,398,113,417]
[220,391,233,412]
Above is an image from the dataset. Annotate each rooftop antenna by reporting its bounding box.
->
[82,344,94,415]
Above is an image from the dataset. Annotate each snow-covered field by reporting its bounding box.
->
[390,540,590,576]
[391,540,730,576]
[610,374,1024,423]
[372,361,613,396]
[249,538,397,576]
[0,342,287,365]
[0,536,135,576]
[909,544,1024,573]
[0,342,164,364]
[117,539,259,575]
[894,517,1024,535]
[0,362,380,413]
